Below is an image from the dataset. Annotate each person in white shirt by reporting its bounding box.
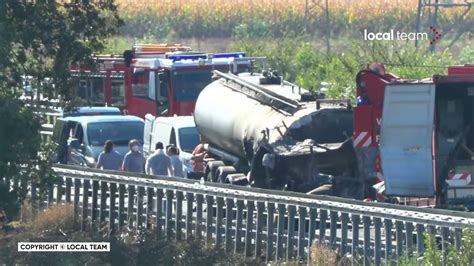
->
[145,142,172,176]
[168,146,184,178]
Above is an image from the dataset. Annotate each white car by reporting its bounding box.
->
[143,115,200,177]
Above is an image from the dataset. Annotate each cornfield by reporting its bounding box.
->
[115,0,471,39]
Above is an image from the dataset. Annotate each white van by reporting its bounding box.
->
[143,115,200,177]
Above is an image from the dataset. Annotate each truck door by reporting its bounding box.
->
[143,114,156,156]
[379,83,436,197]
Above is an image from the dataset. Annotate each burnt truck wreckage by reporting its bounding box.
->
[194,70,366,199]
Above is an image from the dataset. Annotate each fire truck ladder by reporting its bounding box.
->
[214,70,302,113]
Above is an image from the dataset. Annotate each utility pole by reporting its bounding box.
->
[415,0,473,51]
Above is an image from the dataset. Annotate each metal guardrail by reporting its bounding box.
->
[9,164,474,264]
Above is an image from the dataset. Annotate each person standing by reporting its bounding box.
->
[122,139,145,173]
[96,140,123,171]
[145,142,172,176]
[169,146,184,178]
[190,135,208,178]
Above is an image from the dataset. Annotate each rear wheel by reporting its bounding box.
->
[205,161,225,182]
[216,166,236,183]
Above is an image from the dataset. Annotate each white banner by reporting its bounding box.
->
[18,242,110,252]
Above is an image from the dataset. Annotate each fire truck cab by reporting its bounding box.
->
[70,44,253,118]
[354,64,474,208]
[129,51,252,117]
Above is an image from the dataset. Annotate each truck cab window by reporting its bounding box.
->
[74,124,84,144]
[90,76,105,104]
[156,70,170,115]
[111,72,125,106]
[172,69,212,102]
[132,68,149,98]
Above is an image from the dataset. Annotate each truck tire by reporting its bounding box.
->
[205,161,225,182]
[216,166,236,183]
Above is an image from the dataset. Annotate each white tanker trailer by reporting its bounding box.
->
[194,70,366,199]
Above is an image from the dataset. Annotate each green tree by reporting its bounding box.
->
[0,0,122,225]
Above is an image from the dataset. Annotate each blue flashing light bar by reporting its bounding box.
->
[167,52,246,61]
[213,52,246,59]
[166,54,207,61]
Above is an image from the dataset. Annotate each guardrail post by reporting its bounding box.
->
[318,209,328,243]
[340,212,349,255]
[100,181,108,225]
[47,183,54,207]
[195,194,204,239]
[65,178,72,203]
[266,202,275,263]
[73,179,80,222]
[109,182,117,236]
[225,198,234,253]
[205,195,214,246]
[454,228,462,250]
[405,222,414,255]
[329,211,338,248]
[363,216,371,265]
[55,180,62,204]
[297,206,307,260]
[136,186,144,229]
[234,199,244,253]
[374,217,382,265]
[286,205,296,260]
[395,220,404,259]
[215,197,224,247]
[118,184,125,229]
[175,191,184,241]
[255,201,265,258]
[384,219,393,263]
[155,189,164,235]
[441,227,449,257]
[186,192,194,239]
[416,223,425,255]
[31,181,37,202]
[351,214,360,264]
[146,187,154,229]
[91,180,99,228]
[166,190,174,239]
[39,185,45,208]
[81,179,90,231]
[307,208,318,262]
[276,204,286,260]
[244,200,255,257]
[127,185,135,229]
[13,177,19,193]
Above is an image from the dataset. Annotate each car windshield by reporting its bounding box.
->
[87,121,144,146]
[172,69,212,102]
[178,127,200,152]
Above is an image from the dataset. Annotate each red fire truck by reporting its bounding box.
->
[354,63,474,208]
[70,44,252,118]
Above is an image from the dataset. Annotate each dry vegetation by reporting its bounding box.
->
[29,204,74,232]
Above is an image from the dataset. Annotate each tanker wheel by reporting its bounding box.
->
[205,161,225,182]
[216,166,236,183]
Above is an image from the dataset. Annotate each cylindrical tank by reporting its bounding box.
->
[194,76,353,161]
